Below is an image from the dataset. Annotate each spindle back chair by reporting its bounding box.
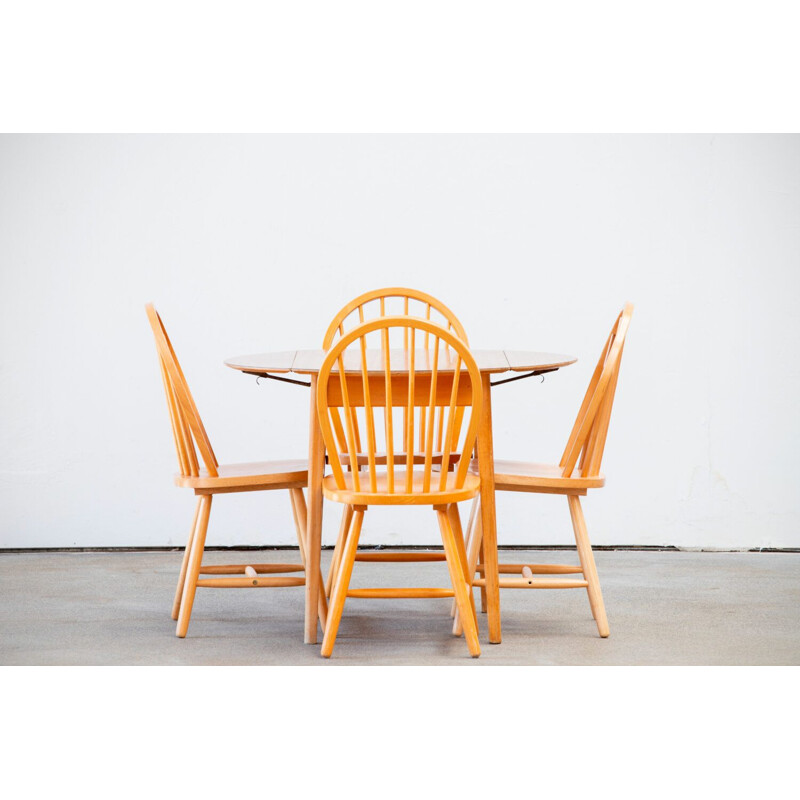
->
[316,316,484,657]
[559,303,632,480]
[146,304,327,638]
[322,286,469,349]
[324,286,469,456]
[148,303,219,481]
[321,288,472,600]
[453,304,634,639]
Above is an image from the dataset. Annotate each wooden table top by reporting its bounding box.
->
[224,349,577,377]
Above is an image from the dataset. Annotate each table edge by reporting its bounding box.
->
[224,349,578,376]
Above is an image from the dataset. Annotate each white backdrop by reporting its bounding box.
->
[1,134,798,549]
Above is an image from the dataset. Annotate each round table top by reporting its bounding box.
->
[224,349,577,377]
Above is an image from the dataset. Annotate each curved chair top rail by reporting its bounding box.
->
[317,316,483,499]
[145,303,219,478]
[322,287,469,349]
[560,302,634,479]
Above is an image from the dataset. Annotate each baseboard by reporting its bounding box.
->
[1,545,798,554]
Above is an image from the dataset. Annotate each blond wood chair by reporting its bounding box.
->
[322,286,469,349]
[323,288,472,601]
[317,316,484,658]
[145,304,327,638]
[454,303,634,639]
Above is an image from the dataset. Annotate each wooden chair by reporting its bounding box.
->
[317,316,484,658]
[454,303,633,639]
[322,286,469,349]
[322,288,472,601]
[145,304,327,638]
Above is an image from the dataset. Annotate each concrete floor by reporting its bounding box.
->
[1,549,798,665]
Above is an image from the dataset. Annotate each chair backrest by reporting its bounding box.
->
[145,304,219,478]
[322,287,469,349]
[317,317,483,497]
[324,289,470,455]
[560,303,634,478]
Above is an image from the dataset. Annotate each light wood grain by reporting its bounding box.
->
[171,497,202,620]
[145,304,323,639]
[221,302,582,652]
[476,372,502,643]
[197,576,307,588]
[355,552,447,562]
[346,588,456,599]
[504,351,577,372]
[265,349,571,376]
[305,373,327,644]
[322,287,469,349]
[325,505,353,599]
[463,304,633,640]
[437,507,480,657]
[472,577,590,589]
[321,471,481,506]
[470,459,604,493]
[176,494,211,638]
[317,316,483,658]
[223,351,298,374]
[174,460,309,490]
[289,487,328,627]
[321,508,364,658]
[199,563,305,575]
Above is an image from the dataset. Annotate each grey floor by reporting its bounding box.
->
[1,549,798,665]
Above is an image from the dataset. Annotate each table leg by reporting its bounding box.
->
[477,373,501,643]
[305,374,325,644]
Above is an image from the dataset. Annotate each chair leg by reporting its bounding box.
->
[176,494,212,638]
[325,504,354,599]
[453,501,483,636]
[437,509,480,657]
[447,504,477,637]
[567,494,609,638]
[289,488,307,562]
[321,508,364,658]
[171,497,202,620]
[289,488,328,629]
[451,496,480,618]
[478,539,488,613]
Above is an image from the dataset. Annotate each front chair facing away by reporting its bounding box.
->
[454,303,633,639]
[316,316,484,658]
[145,304,327,637]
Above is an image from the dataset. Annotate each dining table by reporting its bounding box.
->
[224,348,577,645]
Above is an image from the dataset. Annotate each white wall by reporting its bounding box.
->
[1,134,798,550]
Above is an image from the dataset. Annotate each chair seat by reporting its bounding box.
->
[323,470,480,506]
[335,451,460,470]
[469,459,605,493]
[175,459,309,491]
